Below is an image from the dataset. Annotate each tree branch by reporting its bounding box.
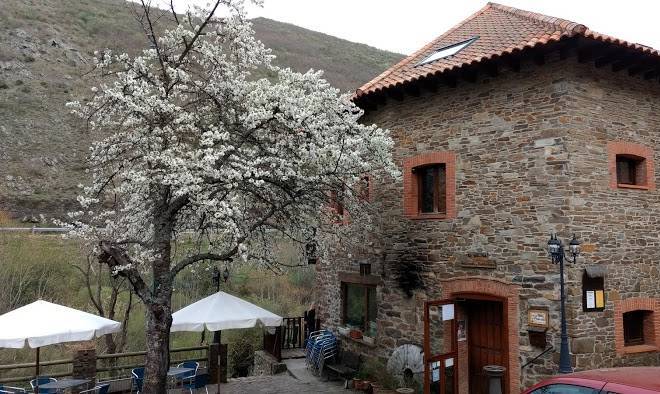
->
[175,0,223,66]
[139,0,169,84]
[99,241,154,304]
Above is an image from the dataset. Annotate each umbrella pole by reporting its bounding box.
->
[35,347,40,394]
[215,330,221,394]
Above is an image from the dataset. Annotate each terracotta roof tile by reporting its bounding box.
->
[355,2,659,99]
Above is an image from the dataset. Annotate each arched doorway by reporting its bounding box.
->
[422,277,519,394]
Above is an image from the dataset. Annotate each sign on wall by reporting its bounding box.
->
[528,309,549,329]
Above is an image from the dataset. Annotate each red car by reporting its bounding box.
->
[522,367,660,394]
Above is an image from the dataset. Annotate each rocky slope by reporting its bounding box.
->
[0,0,402,219]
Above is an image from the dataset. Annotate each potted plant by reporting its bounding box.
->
[353,366,372,391]
[349,329,363,340]
[360,358,400,393]
[363,323,377,344]
[353,378,370,391]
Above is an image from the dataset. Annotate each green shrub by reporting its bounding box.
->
[357,358,400,389]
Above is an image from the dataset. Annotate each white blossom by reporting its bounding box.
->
[65,0,397,288]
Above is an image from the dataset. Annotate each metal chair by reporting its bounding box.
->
[182,373,208,394]
[0,385,27,393]
[79,384,110,394]
[312,338,337,376]
[29,377,57,394]
[131,367,145,394]
[305,330,333,366]
[176,361,199,388]
[305,330,338,376]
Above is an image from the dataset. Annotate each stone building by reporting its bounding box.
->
[315,3,660,393]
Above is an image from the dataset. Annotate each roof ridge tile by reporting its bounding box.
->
[487,2,587,34]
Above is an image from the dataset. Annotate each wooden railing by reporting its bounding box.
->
[263,312,321,362]
[96,346,208,379]
[0,346,209,386]
[0,358,73,384]
[281,317,304,350]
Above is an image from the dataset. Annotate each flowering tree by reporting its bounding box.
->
[66,0,396,391]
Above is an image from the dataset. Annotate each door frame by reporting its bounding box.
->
[423,298,458,394]
[455,292,509,394]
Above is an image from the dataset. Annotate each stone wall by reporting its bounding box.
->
[253,350,287,376]
[316,51,660,392]
[71,345,96,390]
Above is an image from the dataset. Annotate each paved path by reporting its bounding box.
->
[218,374,351,393]
[217,359,354,393]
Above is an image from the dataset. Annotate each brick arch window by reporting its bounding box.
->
[614,297,660,354]
[403,152,456,219]
[608,141,655,190]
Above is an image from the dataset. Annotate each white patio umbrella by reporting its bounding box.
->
[0,300,121,391]
[171,292,282,394]
[171,291,282,332]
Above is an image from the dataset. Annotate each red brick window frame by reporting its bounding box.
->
[607,141,655,190]
[614,297,660,355]
[328,189,348,224]
[329,176,372,225]
[403,152,456,219]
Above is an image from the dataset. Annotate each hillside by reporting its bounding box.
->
[0,0,403,219]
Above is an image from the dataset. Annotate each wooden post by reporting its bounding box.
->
[207,343,219,384]
[219,344,228,383]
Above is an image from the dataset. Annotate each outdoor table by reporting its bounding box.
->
[166,367,195,389]
[167,367,194,377]
[38,378,90,392]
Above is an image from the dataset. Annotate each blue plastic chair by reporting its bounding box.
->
[176,361,199,388]
[131,368,145,394]
[0,384,27,393]
[29,377,57,394]
[182,373,208,394]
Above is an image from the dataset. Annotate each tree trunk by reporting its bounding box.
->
[104,334,118,377]
[143,191,175,394]
[143,301,172,394]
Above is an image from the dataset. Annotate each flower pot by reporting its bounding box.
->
[349,329,363,340]
[354,379,371,391]
[353,378,369,390]
[337,326,350,336]
[370,382,384,393]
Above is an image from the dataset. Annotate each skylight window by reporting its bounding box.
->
[416,37,478,66]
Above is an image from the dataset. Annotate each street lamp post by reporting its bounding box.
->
[547,233,580,374]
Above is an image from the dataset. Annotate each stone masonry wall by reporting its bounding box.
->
[316,52,660,392]
[564,60,660,372]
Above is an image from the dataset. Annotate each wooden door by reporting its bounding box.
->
[467,299,504,394]
[424,299,457,394]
